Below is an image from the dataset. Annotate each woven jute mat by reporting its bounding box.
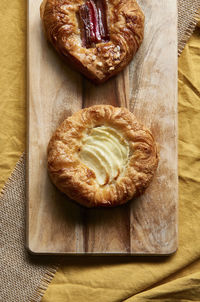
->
[0,1,200,302]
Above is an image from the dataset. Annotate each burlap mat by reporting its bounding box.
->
[178,0,200,54]
[0,1,200,302]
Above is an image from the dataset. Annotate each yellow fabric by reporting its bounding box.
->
[0,1,200,300]
[0,1,26,189]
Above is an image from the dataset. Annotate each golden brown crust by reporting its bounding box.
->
[40,0,144,83]
[47,105,159,207]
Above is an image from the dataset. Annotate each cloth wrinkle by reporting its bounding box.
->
[0,1,200,302]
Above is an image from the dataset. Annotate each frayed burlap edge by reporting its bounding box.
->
[178,10,200,56]
[1,2,200,302]
[0,153,60,302]
[30,265,59,302]
[0,154,25,198]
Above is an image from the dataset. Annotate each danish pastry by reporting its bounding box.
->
[47,105,159,207]
[40,0,144,83]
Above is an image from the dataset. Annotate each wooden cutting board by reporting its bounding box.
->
[27,0,178,255]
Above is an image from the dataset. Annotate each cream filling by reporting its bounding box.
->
[79,126,129,185]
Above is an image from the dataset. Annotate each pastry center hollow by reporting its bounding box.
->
[79,126,129,185]
[78,0,109,48]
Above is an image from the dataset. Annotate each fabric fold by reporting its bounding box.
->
[0,1,200,302]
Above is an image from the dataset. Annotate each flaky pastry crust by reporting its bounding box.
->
[40,0,144,83]
[47,105,159,207]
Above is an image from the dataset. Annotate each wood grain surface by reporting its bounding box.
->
[27,0,178,254]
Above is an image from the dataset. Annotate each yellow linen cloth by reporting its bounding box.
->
[0,1,26,189]
[0,1,200,301]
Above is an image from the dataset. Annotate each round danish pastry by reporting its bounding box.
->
[40,0,144,83]
[47,105,159,207]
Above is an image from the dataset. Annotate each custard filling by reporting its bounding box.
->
[79,126,129,185]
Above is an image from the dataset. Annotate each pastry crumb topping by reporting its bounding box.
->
[114,52,120,59]
[97,61,103,67]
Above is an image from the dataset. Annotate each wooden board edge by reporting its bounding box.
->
[25,248,178,256]
[26,0,31,253]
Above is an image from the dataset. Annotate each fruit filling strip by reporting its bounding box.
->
[79,0,109,48]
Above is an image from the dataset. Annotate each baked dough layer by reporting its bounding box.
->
[40,0,144,83]
[47,105,159,207]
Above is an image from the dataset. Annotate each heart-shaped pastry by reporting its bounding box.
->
[40,0,144,83]
[47,105,159,207]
